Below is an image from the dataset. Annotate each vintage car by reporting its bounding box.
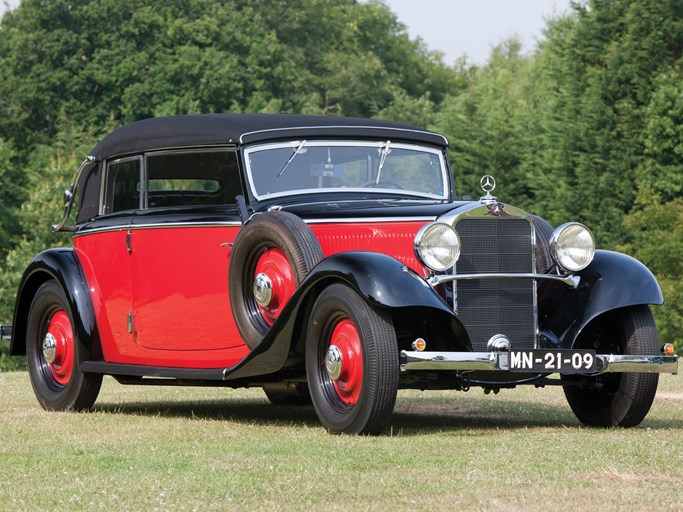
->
[5,114,678,434]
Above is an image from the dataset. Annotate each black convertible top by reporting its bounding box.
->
[89,113,448,159]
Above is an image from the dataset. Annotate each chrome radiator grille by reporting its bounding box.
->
[454,218,536,351]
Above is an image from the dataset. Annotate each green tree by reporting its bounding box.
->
[532,0,683,246]
[434,39,543,205]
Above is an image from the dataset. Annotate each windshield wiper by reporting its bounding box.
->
[277,140,307,177]
[375,140,391,184]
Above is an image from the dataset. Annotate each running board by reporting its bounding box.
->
[80,361,230,380]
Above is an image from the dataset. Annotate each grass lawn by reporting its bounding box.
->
[1,371,682,511]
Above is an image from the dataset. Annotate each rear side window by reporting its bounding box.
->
[104,156,142,214]
[145,150,240,208]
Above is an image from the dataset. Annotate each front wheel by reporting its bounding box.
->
[563,306,659,427]
[306,283,399,435]
[26,280,102,411]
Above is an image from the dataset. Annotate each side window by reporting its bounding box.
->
[145,150,241,208]
[104,156,141,214]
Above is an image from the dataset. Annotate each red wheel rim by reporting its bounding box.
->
[328,319,363,406]
[45,310,74,385]
[254,248,296,326]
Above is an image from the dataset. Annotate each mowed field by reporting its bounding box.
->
[1,371,682,511]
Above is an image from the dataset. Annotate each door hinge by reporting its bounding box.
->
[126,229,132,253]
[127,311,137,333]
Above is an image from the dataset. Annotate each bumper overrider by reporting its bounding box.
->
[400,349,679,375]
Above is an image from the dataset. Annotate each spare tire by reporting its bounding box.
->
[229,211,323,349]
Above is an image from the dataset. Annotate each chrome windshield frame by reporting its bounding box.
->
[243,140,449,202]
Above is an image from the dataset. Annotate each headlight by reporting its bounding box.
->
[550,222,595,272]
[414,222,460,272]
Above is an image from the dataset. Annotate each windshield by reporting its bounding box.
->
[244,141,448,200]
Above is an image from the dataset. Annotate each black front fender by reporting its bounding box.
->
[10,248,100,359]
[226,252,468,380]
[540,250,662,348]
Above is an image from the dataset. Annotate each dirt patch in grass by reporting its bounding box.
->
[583,467,682,484]
[656,391,683,401]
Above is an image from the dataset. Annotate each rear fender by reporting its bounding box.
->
[10,248,100,359]
[226,252,469,379]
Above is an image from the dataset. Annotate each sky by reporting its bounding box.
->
[383,0,573,64]
[0,0,574,65]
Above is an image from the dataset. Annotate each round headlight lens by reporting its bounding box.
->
[550,222,595,272]
[414,222,460,272]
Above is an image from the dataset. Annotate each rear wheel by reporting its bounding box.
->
[563,306,659,427]
[26,280,102,411]
[306,283,398,435]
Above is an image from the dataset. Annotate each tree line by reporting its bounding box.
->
[1,0,681,369]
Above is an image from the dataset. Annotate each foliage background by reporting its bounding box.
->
[1,0,681,369]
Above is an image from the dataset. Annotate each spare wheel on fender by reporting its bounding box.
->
[229,211,323,349]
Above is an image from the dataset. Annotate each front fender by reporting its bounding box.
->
[541,250,662,348]
[10,248,100,359]
[226,252,468,380]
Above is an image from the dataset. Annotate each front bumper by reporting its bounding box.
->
[400,350,679,375]
[0,324,11,341]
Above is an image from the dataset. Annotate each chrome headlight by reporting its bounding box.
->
[550,222,595,272]
[414,222,460,272]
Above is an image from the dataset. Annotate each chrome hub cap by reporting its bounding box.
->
[42,333,57,364]
[326,344,343,380]
[253,273,273,307]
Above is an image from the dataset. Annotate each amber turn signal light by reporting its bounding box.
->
[412,338,427,351]
[661,343,675,356]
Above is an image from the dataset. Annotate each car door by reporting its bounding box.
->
[74,155,140,363]
[128,149,247,358]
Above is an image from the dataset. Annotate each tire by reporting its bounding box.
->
[26,280,102,411]
[563,306,659,427]
[305,283,399,435]
[229,212,323,349]
[262,383,312,407]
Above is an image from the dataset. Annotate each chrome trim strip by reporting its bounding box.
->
[439,200,532,225]
[74,221,243,237]
[427,273,580,288]
[75,217,433,236]
[304,216,436,224]
[400,351,679,374]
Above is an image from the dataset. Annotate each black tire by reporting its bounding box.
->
[229,212,323,349]
[262,383,312,407]
[563,306,659,427]
[305,283,399,435]
[26,280,102,411]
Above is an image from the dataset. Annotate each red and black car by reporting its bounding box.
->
[5,114,678,434]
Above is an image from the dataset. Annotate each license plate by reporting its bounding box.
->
[508,349,597,373]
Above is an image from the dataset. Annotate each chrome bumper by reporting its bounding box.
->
[0,324,11,341]
[400,350,679,375]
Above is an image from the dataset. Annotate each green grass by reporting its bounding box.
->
[1,372,682,511]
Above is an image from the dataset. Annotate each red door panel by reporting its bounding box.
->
[130,225,242,352]
[74,230,134,362]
